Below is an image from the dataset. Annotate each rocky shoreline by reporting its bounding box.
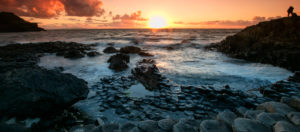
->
[0,42,98,131]
[206,16,300,71]
[0,39,299,132]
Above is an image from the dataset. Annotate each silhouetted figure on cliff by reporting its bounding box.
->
[288,6,294,17]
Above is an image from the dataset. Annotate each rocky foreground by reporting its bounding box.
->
[0,12,45,32]
[206,16,300,71]
[0,40,299,132]
[66,96,300,132]
[0,42,100,131]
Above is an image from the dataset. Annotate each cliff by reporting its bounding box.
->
[0,12,45,32]
[208,16,300,71]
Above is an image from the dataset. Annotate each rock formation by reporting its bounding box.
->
[0,12,45,32]
[207,16,300,71]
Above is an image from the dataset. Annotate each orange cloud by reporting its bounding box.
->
[0,0,104,18]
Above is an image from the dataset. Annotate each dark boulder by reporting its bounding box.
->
[63,50,85,59]
[0,68,89,118]
[120,46,141,54]
[138,52,154,57]
[108,54,130,71]
[0,12,45,32]
[132,59,163,90]
[87,51,101,57]
[0,123,30,132]
[103,47,118,53]
[208,17,300,71]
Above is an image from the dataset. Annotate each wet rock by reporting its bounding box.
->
[236,107,248,116]
[263,102,296,115]
[288,71,300,82]
[138,52,154,57]
[158,119,177,131]
[288,112,300,125]
[288,97,300,110]
[129,127,142,132]
[132,59,163,90]
[69,125,83,132]
[120,46,141,54]
[0,68,89,118]
[256,112,286,127]
[120,123,136,132]
[63,49,85,59]
[87,51,101,57]
[102,123,119,132]
[280,97,291,104]
[216,110,237,126]
[274,121,299,132]
[244,110,264,119]
[103,47,118,53]
[233,118,271,132]
[199,120,232,132]
[173,121,198,132]
[137,120,160,132]
[0,123,30,132]
[108,54,130,71]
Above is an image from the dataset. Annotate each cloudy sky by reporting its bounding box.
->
[1,0,300,29]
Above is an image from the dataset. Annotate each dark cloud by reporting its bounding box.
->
[60,0,104,17]
[0,0,105,18]
[112,11,147,21]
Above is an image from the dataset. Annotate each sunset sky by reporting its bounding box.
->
[1,0,300,29]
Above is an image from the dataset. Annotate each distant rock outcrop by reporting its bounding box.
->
[0,12,45,32]
[207,16,300,71]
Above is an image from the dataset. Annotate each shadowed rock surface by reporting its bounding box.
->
[0,42,94,119]
[0,68,89,118]
[0,12,45,32]
[207,16,300,71]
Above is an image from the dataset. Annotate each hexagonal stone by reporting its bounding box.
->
[274,121,300,132]
[288,112,300,125]
[173,121,198,132]
[288,97,300,110]
[263,102,295,115]
[137,120,160,132]
[236,107,248,116]
[233,118,271,132]
[128,127,142,132]
[102,123,119,132]
[216,110,237,126]
[178,118,201,128]
[158,119,177,131]
[120,122,136,132]
[244,110,264,119]
[200,120,232,132]
[256,112,286,127]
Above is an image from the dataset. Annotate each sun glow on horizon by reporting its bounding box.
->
[148,16,168,28]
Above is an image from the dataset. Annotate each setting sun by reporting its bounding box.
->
[148,16,168,28]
